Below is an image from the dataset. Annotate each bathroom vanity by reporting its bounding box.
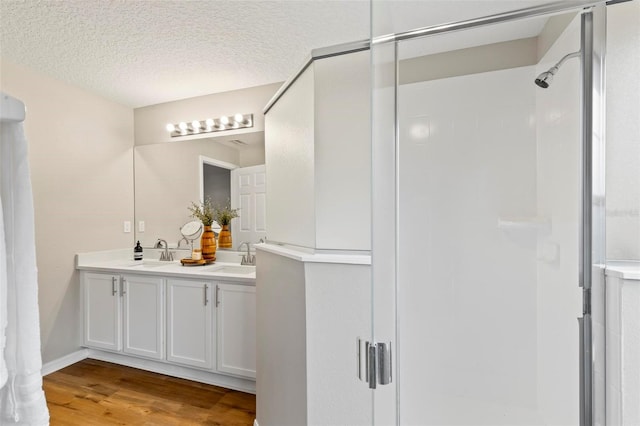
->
[76,249,256,393]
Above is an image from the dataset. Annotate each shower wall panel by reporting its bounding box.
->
[606,0,640,261]
[398,65,543,424]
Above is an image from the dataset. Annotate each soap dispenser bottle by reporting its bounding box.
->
[134,241,143,261]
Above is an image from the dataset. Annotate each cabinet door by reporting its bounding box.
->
[166,279,213,369]
[122,274,164,360]
[216,283,256,378]
[83,272,121,351]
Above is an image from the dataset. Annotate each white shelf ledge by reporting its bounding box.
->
[606,261,640,280]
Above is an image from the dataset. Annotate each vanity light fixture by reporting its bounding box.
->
[165,113,253,137]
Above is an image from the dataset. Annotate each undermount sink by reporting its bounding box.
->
[127,260,175,269]
[208,265,256,275]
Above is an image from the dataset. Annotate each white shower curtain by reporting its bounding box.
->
[0,120,49,425]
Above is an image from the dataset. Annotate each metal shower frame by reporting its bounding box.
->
[369,1,608,425]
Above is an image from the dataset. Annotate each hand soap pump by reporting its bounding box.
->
[134,241,143,261]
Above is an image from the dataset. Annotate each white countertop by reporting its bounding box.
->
[256,243,371,265]
[606,260,640,280]
[76,248,255,283]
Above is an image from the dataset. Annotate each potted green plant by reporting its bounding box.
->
[188,198,216,260]
[188,198,215,226]
[213,201,239,248]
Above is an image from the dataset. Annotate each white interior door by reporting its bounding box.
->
[231,164,266,249]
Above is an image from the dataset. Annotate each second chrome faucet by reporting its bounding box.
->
[238,241,255,266]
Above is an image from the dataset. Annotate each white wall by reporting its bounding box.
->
[606,0,640,261]
[265,68,316,248]
[314,51,371,250]
[256,250,307,426]
[265,51,371,250]
[260,49,372,426]
[239,145,266,168]
[0,59,134,363]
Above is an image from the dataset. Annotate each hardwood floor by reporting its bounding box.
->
[43,359,256,425]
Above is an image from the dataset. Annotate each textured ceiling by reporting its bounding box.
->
[0,0,369,107]
[0,0,560,108]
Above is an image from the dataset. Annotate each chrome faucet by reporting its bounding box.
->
[238,241,255,266]
[155,239,174,261]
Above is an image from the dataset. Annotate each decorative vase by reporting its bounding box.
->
[201,225,216,261]
[218,224,232,249]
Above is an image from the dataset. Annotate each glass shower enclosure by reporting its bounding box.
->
[369,1,606,424]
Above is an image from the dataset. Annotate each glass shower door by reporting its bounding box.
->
[369,3,606,425]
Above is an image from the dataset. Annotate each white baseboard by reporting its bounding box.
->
[87,349,256,394]
[41,349,89,376]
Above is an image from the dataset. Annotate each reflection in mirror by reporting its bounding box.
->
[178,220,203,251]
[134,132,265,248]
[204,163,231,208]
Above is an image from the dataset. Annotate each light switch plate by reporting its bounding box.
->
[138,221,145,232]
[124,221,131,233]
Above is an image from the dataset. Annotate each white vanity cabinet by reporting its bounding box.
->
[121,274,164,360]
[165,279,257,378]
[79,260,257,392]
[82,272,164,360]
[215,283,256,379]
[83,272,122,351]
[166,278,213,369]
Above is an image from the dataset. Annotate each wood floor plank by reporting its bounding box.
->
[43,359,256,425]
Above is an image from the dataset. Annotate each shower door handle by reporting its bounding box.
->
[357,338,392,389]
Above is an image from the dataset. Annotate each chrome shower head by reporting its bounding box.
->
[535,69,556,88]
[535,51,580,89]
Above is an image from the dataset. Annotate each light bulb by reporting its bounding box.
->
[192,120,201,130]
[234,113,244,123]
[178,122,187,131]
[166,123,176,132]
[205,118,214,127]
[220,115,229,125]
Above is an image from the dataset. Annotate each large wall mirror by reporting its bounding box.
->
[133,131,265,250]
